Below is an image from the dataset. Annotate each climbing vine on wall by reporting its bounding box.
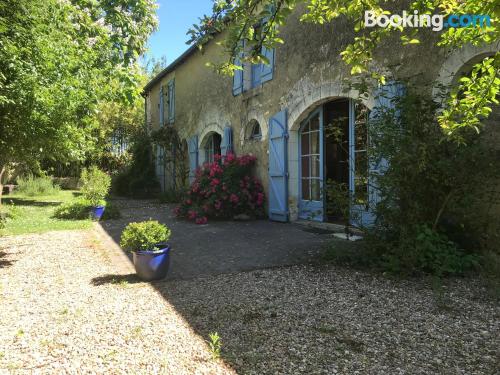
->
[150,127,189,190]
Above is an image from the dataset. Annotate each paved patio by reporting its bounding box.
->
[99,199,330,280]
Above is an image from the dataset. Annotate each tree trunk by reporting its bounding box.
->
[0,166,5,207]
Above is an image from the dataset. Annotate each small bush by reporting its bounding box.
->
[120,220,171,252]
[174,153,265,224]
[80,166,111,207]
[366,224,480,276]
[53,199,90,220]
[16,175,60,196]
[101,202,121,220]
[53,198,121,221]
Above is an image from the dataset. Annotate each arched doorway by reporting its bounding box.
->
[201,132,222,164]
[298,98,369,222]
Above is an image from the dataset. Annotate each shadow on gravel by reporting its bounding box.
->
[91,273,143,286]
[0,251,14,268]
[98,199,329,281]
[95,198,343,373]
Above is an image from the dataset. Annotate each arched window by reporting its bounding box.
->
[204,133,222,164]
[247,119,262,140]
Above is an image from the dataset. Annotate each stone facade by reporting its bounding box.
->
[143,6,499,226]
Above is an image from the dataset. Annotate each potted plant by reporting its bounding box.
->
[120,220,172,281]
[80,166,111,221]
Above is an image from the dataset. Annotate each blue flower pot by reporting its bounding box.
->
[132,244,171,281]
[91,206,106,221]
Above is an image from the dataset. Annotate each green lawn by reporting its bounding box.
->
[0,190,92,236]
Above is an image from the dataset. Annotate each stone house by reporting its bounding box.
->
[142,6,499,228]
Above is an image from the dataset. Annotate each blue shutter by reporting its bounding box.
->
[260,46,274,83]
[221,126,233,156]
[232,41,244,96]
[159,86,164,126]
[168,79,175,124]
[362,81,405,226]
[268,109,289,222]
[251,63,261,88]
[188,135,199,184]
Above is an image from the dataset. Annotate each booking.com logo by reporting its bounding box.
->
[365,11,492,31]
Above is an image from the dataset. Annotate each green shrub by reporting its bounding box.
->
[16,175,60,196]
[120,220,171,252]
[364,90,496,276]
[53,198,121,221]
[80,166,111,207]
[377,225,480,276]
[53,199,91,220]
[101,202,121,220]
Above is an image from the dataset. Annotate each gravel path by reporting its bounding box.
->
[0,230,235,374]
[1,229,499,374]
[160,267,500,375]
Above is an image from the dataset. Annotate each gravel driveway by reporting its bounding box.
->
[0,230,235,374]
[1,228,499,374]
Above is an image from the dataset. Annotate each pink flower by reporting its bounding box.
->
[195,216,208,225]
[173,206,181,216]
[256,192,264,206]
[210,178,220,186]
[230,194,239,203]
[214,200,222,210]
[188,210,197,219]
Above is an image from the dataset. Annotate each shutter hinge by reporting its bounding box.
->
[284,134,289,140]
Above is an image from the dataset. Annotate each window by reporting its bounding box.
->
[204,133,222,164]
[300,112,321,202]
[353,102,369,206]
[232,22,275,95]
[248,120,262,140]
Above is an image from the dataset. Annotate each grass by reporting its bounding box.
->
[0,190,92,236]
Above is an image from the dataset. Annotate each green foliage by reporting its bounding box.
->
[111,133,160,198]
[439,55,500,140]
[0,0,157,193]
[101,202,122,221]
[16,175,60,197]
[54,198,121,221]
[207,332,222,360]
[158,190,183,204]
[80,167,111,207]
[378,225,480,276]
[190,0,499,137]
[120,220,171,252]
[53,198,91,220]
[365,90,496,276]
[151,127,189,190]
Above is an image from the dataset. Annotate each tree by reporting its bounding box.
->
[188,0,499,140]
[0,0,157,204]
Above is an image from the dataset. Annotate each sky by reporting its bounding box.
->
[144,0,214,66]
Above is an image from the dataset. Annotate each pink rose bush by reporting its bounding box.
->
[174,153,266,224]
